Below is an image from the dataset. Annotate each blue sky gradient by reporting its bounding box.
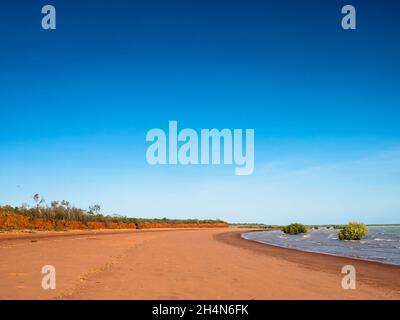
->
[1,0,400,224]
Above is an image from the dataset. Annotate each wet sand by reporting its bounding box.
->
[0,228,399,299]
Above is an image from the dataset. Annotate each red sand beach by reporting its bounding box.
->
[0,228,399,299]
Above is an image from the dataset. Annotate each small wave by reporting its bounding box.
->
[374,238,385,241]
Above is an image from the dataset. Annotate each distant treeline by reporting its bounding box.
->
[230,223,348,229]
[308,224,400,229]
[230,223,281,229]
[230,223,400,230]
[0,195,227,231]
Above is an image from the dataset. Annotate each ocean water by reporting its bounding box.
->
[242,226,400,265]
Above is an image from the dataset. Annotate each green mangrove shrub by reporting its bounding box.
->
[282,223,307,235]
[337,222,368,240]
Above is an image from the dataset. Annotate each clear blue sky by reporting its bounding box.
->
[1,0,400,224]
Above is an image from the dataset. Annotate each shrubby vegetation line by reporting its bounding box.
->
[0,196,226,231]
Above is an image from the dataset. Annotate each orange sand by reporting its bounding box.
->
[0,228,399,299]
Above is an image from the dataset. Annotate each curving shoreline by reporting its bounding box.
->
[1,228,399,299]
[217,230,400,296]
[240,229,400,266]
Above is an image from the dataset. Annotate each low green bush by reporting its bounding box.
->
[337,222,368,240]
[282,223,307,235]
